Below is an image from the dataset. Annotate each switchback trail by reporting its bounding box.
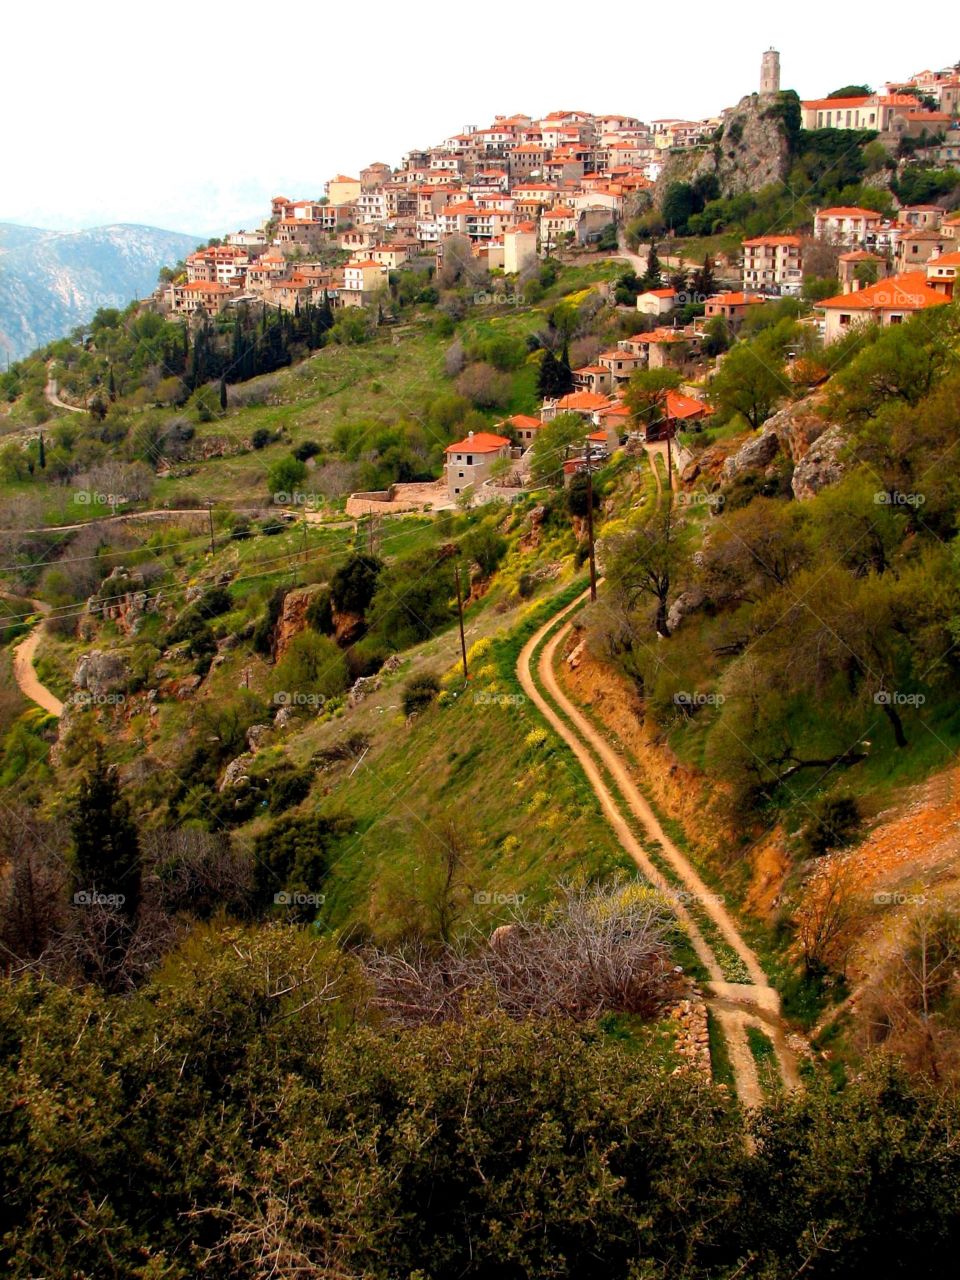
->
[517,587,800,1107]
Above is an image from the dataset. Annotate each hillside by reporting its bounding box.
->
[0,222,200,360]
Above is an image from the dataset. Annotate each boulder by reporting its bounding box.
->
[348,675,382,707]
[791,424,848,501]
[219,754,254,791]
[667,588,706,633]
[73,649,130,698]
[246,723,272,751]
[721,430,780,481]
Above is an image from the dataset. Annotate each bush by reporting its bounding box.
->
[800,793,863,858]
[293,440,321,462]
[402,671,441,716]
[268,767,313,815]
[306,588,335,635]
[251,427,272,450]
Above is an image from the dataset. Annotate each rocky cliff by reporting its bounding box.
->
[655,94,792,204]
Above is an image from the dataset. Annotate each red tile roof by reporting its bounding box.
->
[445,432,511,454]
[665,390,710,420]
[815,206,883,219]
[817,271,950,311]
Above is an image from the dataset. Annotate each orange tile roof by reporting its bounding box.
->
[445,432,511,454]
[575,364,610,374]
[929,250,960,266]
[505,414,542,430]
[817,271,950,311]
[555,391,611,410]
[644,287,677,297]
[665,390,710,420]
[815,206,883,218]
[743,235,802,247]
[707,292,765,307]
[802,96,871,109]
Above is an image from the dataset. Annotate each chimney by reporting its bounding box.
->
[468,430,474,439]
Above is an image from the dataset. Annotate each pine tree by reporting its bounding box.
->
[691,252,717,303]
[643,242,663,290]
[70,746,141,920]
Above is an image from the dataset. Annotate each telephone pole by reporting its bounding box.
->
[585,441,597,602]
[206,502,215,555]
[454,563,468,683]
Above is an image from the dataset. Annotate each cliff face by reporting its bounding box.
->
[655,94,792,204]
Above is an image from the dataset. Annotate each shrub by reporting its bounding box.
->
[251,427,272,450]
[402,672,441,716]
[800,793,863,858]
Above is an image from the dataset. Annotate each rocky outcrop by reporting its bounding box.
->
[667,588,707,633]
[219,754,254,791]
[655,93,791,204]
[721,430,780,480]
[73,649,131,697]
[274,584,325,659]
[246,723,272,751]
[347,675,382,707]
[791,424,848,500]
[87,567,153,636]
[668,993,711,1079]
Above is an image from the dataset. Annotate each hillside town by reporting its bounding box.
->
[156,49,960,504]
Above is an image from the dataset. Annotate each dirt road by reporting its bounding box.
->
[518,588,800,1106]
[13,609,64,717]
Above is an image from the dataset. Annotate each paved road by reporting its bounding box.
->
[518,588,800,1107]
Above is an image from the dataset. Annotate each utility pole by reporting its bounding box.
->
[455,563,468,683]
[301,507,308,564]
[206,502,215,555]
[584,439,597,602]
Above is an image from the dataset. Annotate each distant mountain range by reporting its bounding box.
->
[0,223,202,362]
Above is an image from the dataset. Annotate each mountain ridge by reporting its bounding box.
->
[0,221,201,361]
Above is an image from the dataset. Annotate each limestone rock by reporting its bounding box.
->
[219,754,254,791]
[791,424,848,501]
[73,649,130,697]
[721,430,780,480]
[274,584,325,659]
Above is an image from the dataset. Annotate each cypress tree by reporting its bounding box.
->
[557,341,574,395]
[38,432,45,470]
[70,745,141,921]
[219,378,228,412]
[537,349,560,399]
[643,242,663,290]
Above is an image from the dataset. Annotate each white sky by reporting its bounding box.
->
[2,1,955,237]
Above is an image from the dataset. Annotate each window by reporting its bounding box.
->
[839,314,852,327]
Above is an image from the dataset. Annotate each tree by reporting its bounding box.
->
[267,455,308,499]
[37,433,45,470]
[828,83,872,98]
[606,501,691,636]
[624,368,682,431]
[330,554,383,616]
[690,253,716,301]
[642,241,663,289]
[69,746,141,920]
[708,341,787,429]
[529,412,587,486]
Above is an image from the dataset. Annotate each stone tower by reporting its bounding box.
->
[760,47,780,97]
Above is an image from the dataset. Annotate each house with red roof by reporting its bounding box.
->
[741,235,802,292]
[445,431,512,501]
[703,293,765,332]
[815,270,950,342]
[636,286,677,317]
[645,390,712,442]
[814,206,884,246]
[572,364,613,396]
[499,414,543,450]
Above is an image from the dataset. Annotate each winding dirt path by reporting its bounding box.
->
[12,603,63,717]
[518,588,800,1106]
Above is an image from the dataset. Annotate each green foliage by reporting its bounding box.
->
[273,631,350,705]
[529,411,586,486]
[330,554,383,616]
[252,811,351,909]
[267,454,308,498]
[69,746,141,919]
[708,337,787,429]
[402,671,441,716]
[367,547,457,650]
